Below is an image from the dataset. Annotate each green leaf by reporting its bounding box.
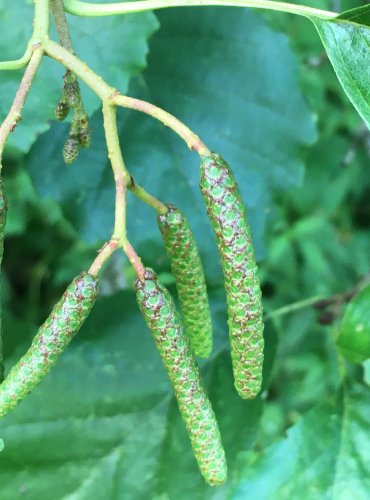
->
[231,383,370,499]
[337,283,370,363]
[0,1,158,153]
[26,7,316,280]
[312,7,370,129]
[0,289,272,498]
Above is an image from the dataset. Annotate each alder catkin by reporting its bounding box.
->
[135,268,227,485]
[0,181,7,383]
[157,205,212,358]
[200,153,264,399]
[55,99,70,121]
[63,135,79,165]
[77,112,91,148]
[0,273,98,418]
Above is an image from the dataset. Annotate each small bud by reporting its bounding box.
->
[63,135,79,165]
[55,100,69,121]
[64,81,80,108]
[77,113,91,148]
[78,128,91,148]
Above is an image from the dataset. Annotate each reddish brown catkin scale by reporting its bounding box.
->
[157,205,212,358]
[0,273,98,418]
[200,153,264,399]
[0,181,7,383]
[135,268,227,485]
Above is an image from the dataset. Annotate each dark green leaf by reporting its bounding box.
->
[337,283,370,363]
[0,287,273,498]
[337,5,370,26]
[231,384,370,499]
[312,10,370,129]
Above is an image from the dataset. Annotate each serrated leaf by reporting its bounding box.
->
[312,7,370,129]
[337,283,370,363]
[231,384,370,499]
[0,287,274,498]
[0,2,158,153]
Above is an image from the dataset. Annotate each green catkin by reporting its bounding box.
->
[200,153,264,399]
[63,134,79,164]
[0,273,98,418]
[157,205,212,358]
[0,182,7,384]
[135,268,227,485]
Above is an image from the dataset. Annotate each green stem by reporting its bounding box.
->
[45,40,114,98]
[88,239,119,276]
[45,40,211,154]
[128,178,168,214]
[102,102,130,242]
[33,0,51,41]
[0,0,50,70]
[113,95,210,155]
[264,295,324,321]
[63,0,336,19]
[0,46,33,71]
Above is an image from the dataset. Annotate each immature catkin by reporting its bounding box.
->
[77,113,91,148]
[200,153,264,399]
[55,99,70,121]
[63,135,79,165]
[0,181,7,383]
[135,268,227,485]
[0,273,98,418]
[157,205,212,358]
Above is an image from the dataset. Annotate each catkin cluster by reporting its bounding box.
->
[135,268,227,486]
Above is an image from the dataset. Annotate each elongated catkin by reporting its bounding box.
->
[135,268,227,485]
[158,204,212,358]
[0,273,98,417]
[200,153,264,399]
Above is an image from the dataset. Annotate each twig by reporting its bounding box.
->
[44,41,211,155]
[0,47,44,169]
[264,295,324,321]
[63,0,337,20]
[265,273,370,323]
[51,0,75,53]
[89,239,119,276]
[128,177,168,214]
[123,240,145,280]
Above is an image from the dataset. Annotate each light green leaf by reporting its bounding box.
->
[232,384,370,500]
[312,6,370,129]
[337,283,370,363]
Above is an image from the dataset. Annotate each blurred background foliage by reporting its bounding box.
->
[0,0,369,498]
